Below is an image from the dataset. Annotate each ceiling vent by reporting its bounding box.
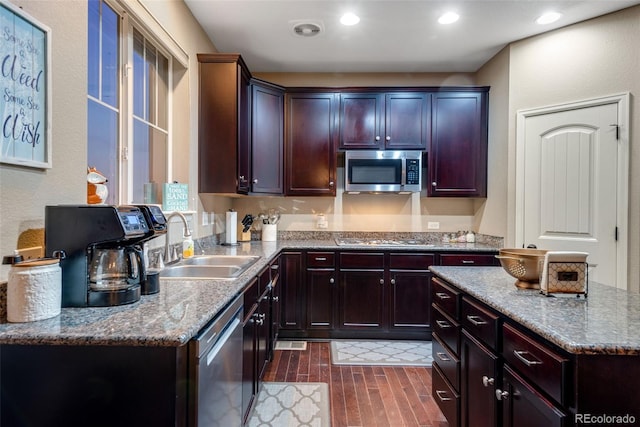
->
[291,21,323,37]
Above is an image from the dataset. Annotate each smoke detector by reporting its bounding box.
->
[291,20,323,37]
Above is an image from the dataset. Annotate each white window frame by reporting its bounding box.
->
[95,0,186,205]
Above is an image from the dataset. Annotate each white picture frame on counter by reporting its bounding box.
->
[0,1,52,169]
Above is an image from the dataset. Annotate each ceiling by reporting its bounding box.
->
[183,0,640,73]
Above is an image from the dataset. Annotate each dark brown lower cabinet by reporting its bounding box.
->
[339,269,386,329]
[389,270,431,330]
[461,329,500,427]
[500,365,568,427]
[279,251,304,331]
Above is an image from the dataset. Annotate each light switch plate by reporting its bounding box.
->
[201,211,209,226]
[427,221,440,230]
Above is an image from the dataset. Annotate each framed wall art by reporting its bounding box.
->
[1,1,52,169]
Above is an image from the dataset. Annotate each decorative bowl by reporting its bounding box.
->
[495,248,548,289]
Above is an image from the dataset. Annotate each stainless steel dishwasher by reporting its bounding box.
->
[189,295,244,427]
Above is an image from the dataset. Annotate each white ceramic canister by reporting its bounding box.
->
[262,224,277,242]
[7,259,62,323]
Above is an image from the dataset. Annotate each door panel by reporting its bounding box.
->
[520,102,619,286]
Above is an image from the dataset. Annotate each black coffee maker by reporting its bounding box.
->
[45,205,163,307]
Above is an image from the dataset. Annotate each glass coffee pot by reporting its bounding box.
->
[89,245,144,291]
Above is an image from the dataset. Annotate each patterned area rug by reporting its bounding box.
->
[330,340,433,366]
[247,382,331,427]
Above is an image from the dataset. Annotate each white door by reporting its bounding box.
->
[516,95,629,288]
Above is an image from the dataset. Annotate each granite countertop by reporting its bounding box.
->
[0,237,499,347]
[429,266,640,356]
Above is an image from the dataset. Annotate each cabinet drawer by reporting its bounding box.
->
[339,252,385,269]
[433,304,460,356]
[432,363,460,427]
[461,297,500,350]
[433,334,460,391]
[502,323,570,405]
[432,277,461,319]
[306,252,335,268]
[440,253,497,266]
[389,253,435,270]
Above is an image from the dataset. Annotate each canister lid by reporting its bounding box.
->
[12,258,59,267]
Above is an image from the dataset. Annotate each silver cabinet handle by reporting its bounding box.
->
[379,279,384,285]
[466,315,487,326]
[385,136,391,141]
[329,278,335,284]
[271,296,279,302]
[435,320,452,329]
[482,376,495,387]
[315,257,327,261]
[271,265,279,270]
[495,389,509,401]
[435,390,452,402]
[435,292,451,300]
[436,352,451,362]
[513,350,543,366]
[329,181,334,187]
[461,260,475,264]
[390,278,396,285]
[432,182,437,186]
[252,178,258,184]
[375,136,381,141]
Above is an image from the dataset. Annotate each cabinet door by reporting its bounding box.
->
[429,91,488,197]
[339,93,384,149]
[389,270,431,330]
[251,82,284,194]
[306,269,336,329]
[279,252,304,330]
[501,365,568,427]
[461,330,500,427]
[198,55,252,194]
[285,92,338,196]
[385,92,430,150]
[339,270,385,329]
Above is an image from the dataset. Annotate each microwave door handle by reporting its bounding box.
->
[401,158,407,186]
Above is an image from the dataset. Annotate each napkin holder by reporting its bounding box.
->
[539,251,589,297]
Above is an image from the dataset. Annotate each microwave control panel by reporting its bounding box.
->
[406,159,420,185]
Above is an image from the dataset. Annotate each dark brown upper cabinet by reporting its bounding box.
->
[251,80,284,195]
[285,92,338,196]
[339,92,430,150]
[428,90,489,197]
[197,54,251,194]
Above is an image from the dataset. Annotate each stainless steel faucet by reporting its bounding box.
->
[164,212,192,265]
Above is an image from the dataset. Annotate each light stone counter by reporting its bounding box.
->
[429,266,640,355]
[0,237,500,347]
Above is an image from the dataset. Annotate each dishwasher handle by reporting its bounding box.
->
[205,316,241,366]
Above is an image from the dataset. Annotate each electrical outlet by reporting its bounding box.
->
[17,246,43,260]
[427,221,440,230]
[202,211,209,226]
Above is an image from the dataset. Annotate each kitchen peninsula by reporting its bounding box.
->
[429,266,640,427]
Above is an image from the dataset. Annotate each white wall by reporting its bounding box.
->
[481,6,640,291]
[0,0,87,281]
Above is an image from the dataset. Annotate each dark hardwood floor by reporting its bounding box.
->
[263,341,448,427]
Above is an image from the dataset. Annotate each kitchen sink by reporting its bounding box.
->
[159,255,260,280]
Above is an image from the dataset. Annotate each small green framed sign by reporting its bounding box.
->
[162,183,189,211]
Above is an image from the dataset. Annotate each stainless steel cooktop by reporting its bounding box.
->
[335,237,435,247]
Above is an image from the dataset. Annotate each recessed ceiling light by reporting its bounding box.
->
[536,12,562,25]
[340,12,360,26]
[438,12,459,25]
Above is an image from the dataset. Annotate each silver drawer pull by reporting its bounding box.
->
[315,257,327,261]
[461,260,475,264]
[435,320,452,329]
[436,352,451,362]
[435,292,451,300]
[435,390,452,402]
[495,389,509,401]
[513,350,543,366]
[482,376,495,387]
[466,315,488,326]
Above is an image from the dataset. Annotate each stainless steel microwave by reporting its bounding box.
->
[344,150,422,193]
